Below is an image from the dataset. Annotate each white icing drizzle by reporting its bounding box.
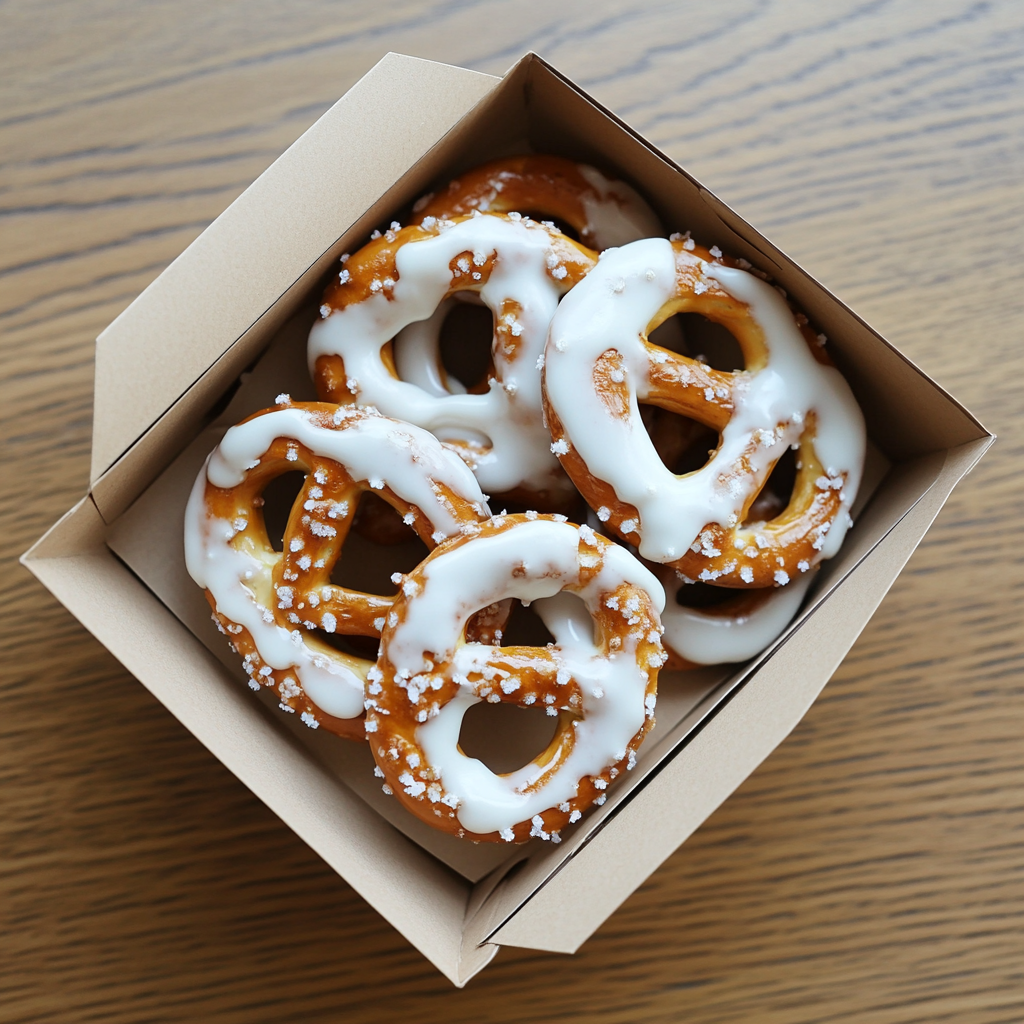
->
[658,570,813,665]
[576,164,664,249]
[383,520,664,836]
[391,295,491,447]
[393,298,467,397]
[309,217,574,495]
[544,239,866,564]
[184,408,489,719]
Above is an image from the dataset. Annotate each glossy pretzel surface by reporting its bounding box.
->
[366,514,664,842]
[545,240,845,587]
[314,215,596,404]
[199,403,494,738]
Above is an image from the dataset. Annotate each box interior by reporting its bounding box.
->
[26,53,993,984]
[104,295,891,882]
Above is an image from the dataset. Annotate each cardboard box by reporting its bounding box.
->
[22,52,992,986]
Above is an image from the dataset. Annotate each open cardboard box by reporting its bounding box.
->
[22,53,993,986]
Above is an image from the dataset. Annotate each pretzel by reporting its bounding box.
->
[656,566,815,667]
[366,515,666,842]
[183,401,494,740]
[412,155,662,250]
[542,236,866,587]
[308,213,596,506]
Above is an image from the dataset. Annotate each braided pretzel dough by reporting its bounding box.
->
[412,155,662,250]
[543,237,866,586]
[366,515,666,842]
[308,214,596,500]
[184,402,491,739]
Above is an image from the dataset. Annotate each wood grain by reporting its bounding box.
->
[2,1,1022,1020]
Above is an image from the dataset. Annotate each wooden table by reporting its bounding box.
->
[2,2,1022,1020]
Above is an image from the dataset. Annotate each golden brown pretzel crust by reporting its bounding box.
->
[543,240,844,588]
[199,402,493,739]
[366,514,663,842]
[413,155,633,248]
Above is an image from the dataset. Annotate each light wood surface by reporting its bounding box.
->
[2,1,1022,1020]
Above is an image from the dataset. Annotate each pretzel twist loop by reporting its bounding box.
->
[184,402,495,739]
[543,237,866,588]
[309,213,597,504]
[367,515,666,843]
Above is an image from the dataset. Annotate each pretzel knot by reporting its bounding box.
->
[412,155,662,250]
[184,402,494,740]
[366,515,666,843]
[543,237,866,588]
[308,213,597,505]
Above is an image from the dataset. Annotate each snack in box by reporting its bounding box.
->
[184,156,866,843]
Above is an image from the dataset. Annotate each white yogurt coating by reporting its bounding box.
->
[576,164,664,249]
[381,519,666,837]
[391,294,491,449]
[393,298,468,397]
[544,238,866,565]
[309,216,583,495]
[658,570,813,665]
[184,407,489,720]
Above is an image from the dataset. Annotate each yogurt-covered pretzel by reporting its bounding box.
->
[309,214,596,504]
[184,402,492,739]
[412,155,662,250]
[543,237,866,587]
[367,515,666,842]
